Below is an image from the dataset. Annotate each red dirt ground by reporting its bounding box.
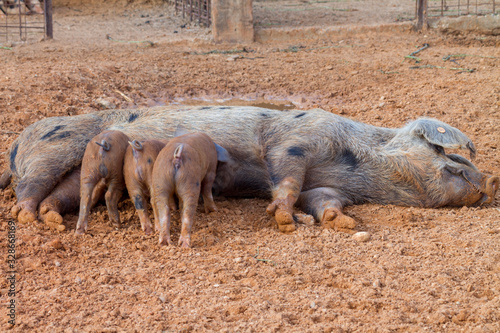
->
[0,1,499,332]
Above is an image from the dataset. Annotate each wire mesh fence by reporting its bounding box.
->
[428,0,499,17]
[165,0,211,27]
[0,0,47,43]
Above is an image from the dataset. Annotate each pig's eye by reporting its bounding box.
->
[433,144,446,155]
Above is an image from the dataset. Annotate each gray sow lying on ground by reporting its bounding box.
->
[2,106,498,232]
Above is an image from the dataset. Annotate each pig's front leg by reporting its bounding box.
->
[296,187,356,232]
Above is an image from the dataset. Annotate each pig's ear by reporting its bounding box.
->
[214,143,230,163]
[406,118,476,160]
[174,125,190,137]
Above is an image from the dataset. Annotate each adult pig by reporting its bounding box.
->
[2,106,498,232]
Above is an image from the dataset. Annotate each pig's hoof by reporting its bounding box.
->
[18,209,37,224]
[43,211,64,225]
[11,205,21,219]
[275,209,296,233]
[322,208,356,232]
[266,202,278,215]
[45,221,66,232]
[39,205,51,216]
[293,213,315,226]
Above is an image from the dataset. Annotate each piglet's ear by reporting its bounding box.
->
[406,118,476,160]
[214,143,230,163]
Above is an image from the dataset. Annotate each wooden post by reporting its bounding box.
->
[212,0,254,43]
[44,0,53,39]
[416,0,428,31]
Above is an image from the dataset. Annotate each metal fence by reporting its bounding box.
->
[167,0,211,27]
[0,0,52,44]
[428,0,499,17]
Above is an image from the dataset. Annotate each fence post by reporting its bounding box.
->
[212,0,254,43]
[44,0,53,39]
[416,0,428,31]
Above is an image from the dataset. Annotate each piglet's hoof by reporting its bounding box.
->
[178,236,191,248]
[159,235,172,246]
[322,208,356,233]
[74,227,86,236]
[143,226,153,236]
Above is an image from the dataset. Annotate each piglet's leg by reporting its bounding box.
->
[75,182,95,235]
[131,192,153,235]
[201,171,217,214]
[155,197,173,246]
[266,177,302,233]
[296,187,356,233]
[104,181,123,227]
[178,190,200,249]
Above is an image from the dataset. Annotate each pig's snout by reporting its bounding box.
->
[480,175,499,205]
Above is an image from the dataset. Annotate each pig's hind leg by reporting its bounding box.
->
[39,168,82,230]
[296,187,356,233]
[264,148,309,233]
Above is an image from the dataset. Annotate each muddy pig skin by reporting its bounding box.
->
[3,106,499,233]
[152,132,225,248]
[75,130,130,235]
[38,168,81,231]
[123,139,167,235]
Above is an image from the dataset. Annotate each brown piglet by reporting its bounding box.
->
[123,139,167,235]
[75,130,129,235]
[152,132,229,248]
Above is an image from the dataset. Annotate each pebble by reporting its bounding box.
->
[372,279,382,288]
[159,295,166,303]
[352,231,371,242]
[75,276,82,284]
[54,261,61,267]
